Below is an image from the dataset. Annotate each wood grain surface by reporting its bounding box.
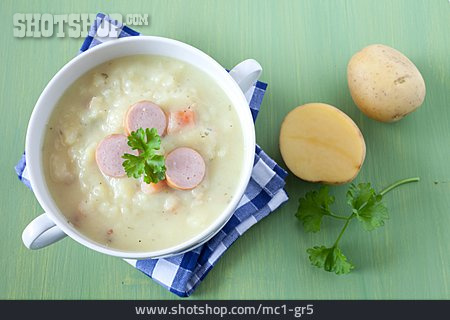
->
[0,0,449,299]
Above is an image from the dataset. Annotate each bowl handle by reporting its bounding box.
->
[229,59,262,100]
[22,213,67,250]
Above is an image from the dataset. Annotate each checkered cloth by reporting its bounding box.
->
[15,13,289,297]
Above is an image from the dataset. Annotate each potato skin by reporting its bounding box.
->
[347,44,426,122]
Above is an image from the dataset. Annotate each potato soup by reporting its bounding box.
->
[43,55,244,252]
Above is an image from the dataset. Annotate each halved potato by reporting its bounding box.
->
[279,103,366,184]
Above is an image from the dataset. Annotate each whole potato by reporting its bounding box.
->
[347,44,426,122]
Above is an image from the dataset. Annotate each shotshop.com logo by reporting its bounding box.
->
[13,13,149,38]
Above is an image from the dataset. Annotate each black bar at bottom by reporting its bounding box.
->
[0,300,448,319]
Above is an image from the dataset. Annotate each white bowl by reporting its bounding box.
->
[22,36,261,259]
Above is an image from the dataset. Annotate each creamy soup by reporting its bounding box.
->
[43,55,244,252]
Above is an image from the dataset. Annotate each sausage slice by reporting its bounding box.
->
[95,134,137,177]
[165,147,206,190]
[124,101,167,136]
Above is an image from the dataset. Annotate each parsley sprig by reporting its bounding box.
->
[296,177,420,275]
[122,128,166,184]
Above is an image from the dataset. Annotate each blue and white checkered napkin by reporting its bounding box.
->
[15,13,289,297]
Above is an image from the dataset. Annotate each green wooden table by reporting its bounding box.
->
[1,0,449,299]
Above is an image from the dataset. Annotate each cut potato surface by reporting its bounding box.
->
[279,103,366,184]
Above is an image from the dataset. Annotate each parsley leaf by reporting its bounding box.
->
[307,245,354,275]
[122,128,166,184]
[122,153,145,179]
[295,177,419,275]
[347,183,388,231]
[143,154,165,184]
[295,187,335,232]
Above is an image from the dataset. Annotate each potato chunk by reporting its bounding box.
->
[279,103,366,184]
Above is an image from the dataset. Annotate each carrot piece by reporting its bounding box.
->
[141,180,166,194]
[167,109,195,134]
